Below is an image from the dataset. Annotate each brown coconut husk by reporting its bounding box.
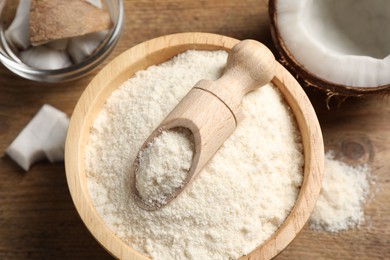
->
[29,0,113,45]
[268,0,390,97]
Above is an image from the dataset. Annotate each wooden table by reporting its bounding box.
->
[0,1,389,259]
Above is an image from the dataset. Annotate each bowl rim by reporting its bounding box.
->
[65,32,324,260]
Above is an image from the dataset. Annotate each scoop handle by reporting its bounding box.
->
[131,40,276,211]
[196,40,276,122]
[225,40,276,94]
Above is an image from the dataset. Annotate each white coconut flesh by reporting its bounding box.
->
[276,0,390,88]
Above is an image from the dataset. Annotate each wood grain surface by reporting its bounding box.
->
[0,0,389,259]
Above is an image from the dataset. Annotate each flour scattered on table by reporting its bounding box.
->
[85,50,304,259]
[309,151,370,232]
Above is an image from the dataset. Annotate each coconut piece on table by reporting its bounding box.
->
[5,104,69,171]
[29,0,113,46]
[42,116,69,163]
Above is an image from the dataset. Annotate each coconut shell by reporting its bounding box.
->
[29,0,113,45]
[268,0,390,96]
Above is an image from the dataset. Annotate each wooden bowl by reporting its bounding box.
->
[65,32,324,260]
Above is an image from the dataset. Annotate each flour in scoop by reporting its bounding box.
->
[86,50,304,259]
[136,128,194,207]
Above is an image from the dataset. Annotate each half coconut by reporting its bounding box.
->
[269,0,390,95]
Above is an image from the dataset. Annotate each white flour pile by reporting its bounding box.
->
[136,128,194,208]
[85,50,304,259]
[309,151,370,232]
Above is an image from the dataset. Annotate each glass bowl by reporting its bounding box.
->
[0,0,124,82]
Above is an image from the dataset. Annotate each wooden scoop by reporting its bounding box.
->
[129,40,276,210]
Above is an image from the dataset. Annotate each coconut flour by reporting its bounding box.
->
[85,50,304,259]
[309,151,370,232]
[136,128,194,208]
